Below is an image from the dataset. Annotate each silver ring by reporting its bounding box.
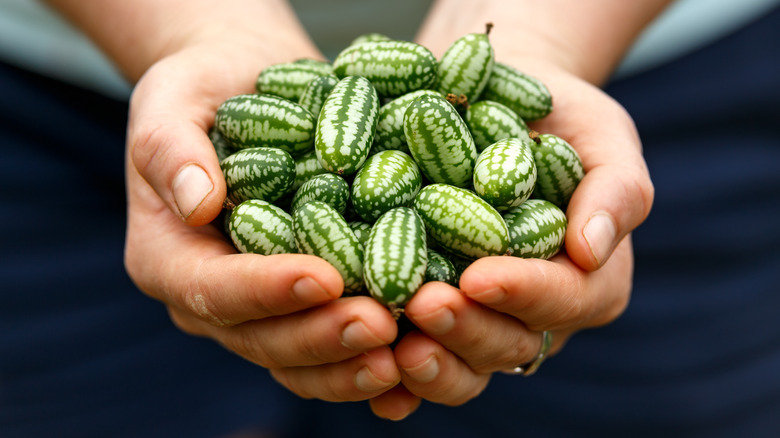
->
[505,330,552,376]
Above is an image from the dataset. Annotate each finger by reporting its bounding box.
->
[403,282,545,373]
[564,160,654,271]
[269,347,400,402]
[126,53,249,227]
[393,331,490,406]
[459,239,634,331]
[177,296,397,368]
[368,385,422,421]
[532,83,654,270]
[134,238,346,326]
[128,99,225,226]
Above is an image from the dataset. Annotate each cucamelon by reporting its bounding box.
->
[472,137,537,211]
[220,147,295,204]
[436,24,494,103]
[503,199,567,260]
[351,150,422,223]
[298,74,339,119]
[480,62,553,121]
[363,207,428,316]
[465,100,530,152]
[529,131,584,209]
[255,59,334,101]
[292,201,364,294]
[403,93,477,188]
[215,93,316,156]
[290,173,350,215]
[424,249,458,286]
[413,184,509,259]
[291,149,327,192]
[372,89,441,154]
[332,40,438,98]
[229,199,297,255]
[315,75,379,176]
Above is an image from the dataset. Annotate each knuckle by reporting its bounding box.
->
[130,123,169,175]
[224,324,283,369]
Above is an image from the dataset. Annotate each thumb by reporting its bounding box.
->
[127,68,228,226]
[564,162,654,271]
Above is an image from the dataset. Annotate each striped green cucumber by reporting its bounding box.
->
[349,33,391,46]
[209,126,232,162]
[363,207,428,315]
[229,199,297,255]
[332,40,438,98]
[373,89,441,154]
[291,173,350,215]
[503,199,567,260]
[215,93,316,156]
[472,137,537,211]
[436,24,494,103]
[220,147,295,204]
[298,74,339,119]
[255,59,334,101]
[403,93,477,188]
[351,150,422,223]
[292,201,364,294]
[480,62,553,121]
[315,75,379,176]
[414,184,509,259]
[465,100,530,152]
[529,131,584,209]
[347,220,372,247]
[290,149,327,192]
[425,249,458,286]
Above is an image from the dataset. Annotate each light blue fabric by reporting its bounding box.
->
[616,0,780,76]
[0,0,131,99]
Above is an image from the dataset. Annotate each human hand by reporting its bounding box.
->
[122,15,401,402]
[368,62,654,419]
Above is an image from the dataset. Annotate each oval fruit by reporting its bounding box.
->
[229,199,297,255]
[351,150,422,222]
[503,199,567,260]
[413,184,509,259]
[363,207,428,316]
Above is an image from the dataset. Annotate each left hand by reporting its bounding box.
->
[368,62,654,420]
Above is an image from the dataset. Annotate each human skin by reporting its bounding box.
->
[369,0,665,419]
[46,0,662,422]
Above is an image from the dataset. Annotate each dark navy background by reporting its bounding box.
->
[2,5,778,438]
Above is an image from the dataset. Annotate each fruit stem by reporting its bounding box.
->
[388,303,404,320]
[446,93,469,112]
[223,198,236,210]
[485,22,494,35]
[528,130,542,145]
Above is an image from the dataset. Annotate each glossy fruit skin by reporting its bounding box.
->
[403,93,477,188]
[413,183,509,260]
[363,207,428,313]
[314,76,379,176]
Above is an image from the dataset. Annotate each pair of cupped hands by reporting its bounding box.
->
[123,27,653,420]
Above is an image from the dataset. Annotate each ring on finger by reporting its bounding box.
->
[504,330,552,377]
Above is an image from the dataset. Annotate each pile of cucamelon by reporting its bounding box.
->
[211,24,584,317]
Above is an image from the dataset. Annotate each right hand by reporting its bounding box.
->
[123,34,401,402]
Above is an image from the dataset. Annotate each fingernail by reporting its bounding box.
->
[172,164,213,219]
[416,307,455,336]
[403,355,439,384]
[292,277,333,303]
[355,367,392,393]
[468,287,507,304]
[341,320,385,351]
[583,212,617,266]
